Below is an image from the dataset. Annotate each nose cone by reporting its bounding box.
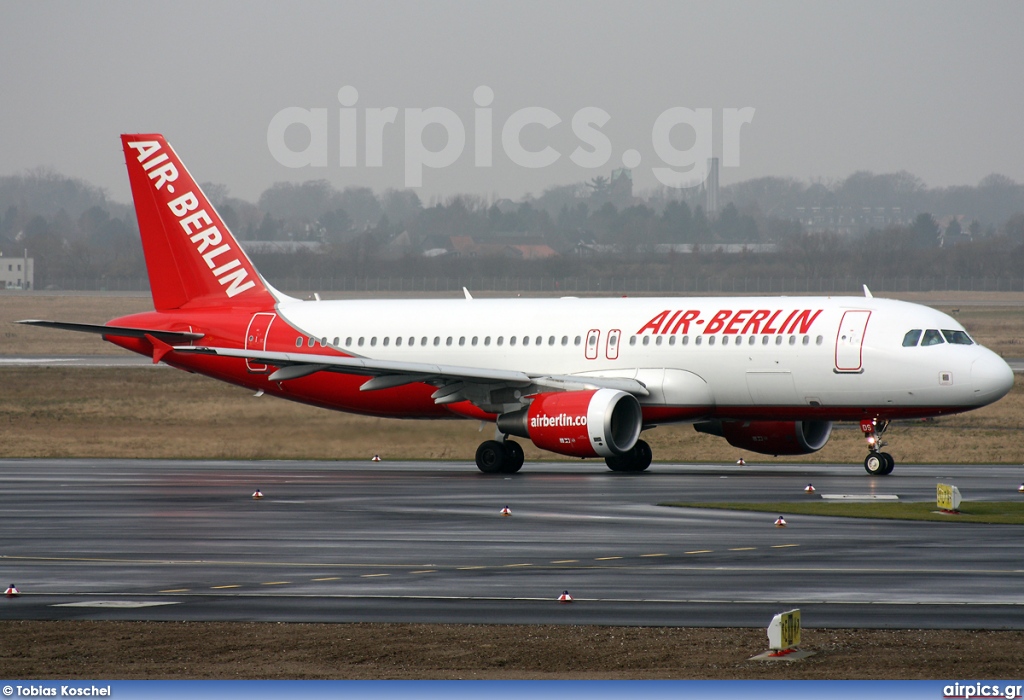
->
[971,353,1015,406]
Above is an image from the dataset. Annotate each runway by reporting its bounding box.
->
[2,459,1023,629]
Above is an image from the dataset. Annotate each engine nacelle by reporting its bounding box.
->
[694,419,833,456]
[497,389,642,458]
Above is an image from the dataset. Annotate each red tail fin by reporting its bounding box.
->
[122,134,277,311]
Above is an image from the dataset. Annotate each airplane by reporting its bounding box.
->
[20,134,1015,476]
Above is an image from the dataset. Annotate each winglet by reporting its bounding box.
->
[862,284,873,298]
[463,287,473,300]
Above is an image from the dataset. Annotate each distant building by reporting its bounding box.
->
[238,241,323,254]
[0,252,33,290]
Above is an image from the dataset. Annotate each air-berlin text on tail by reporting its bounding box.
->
[637,308,823,335]
[127,140,256,298]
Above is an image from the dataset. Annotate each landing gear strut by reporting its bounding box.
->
[860,418,894,475]
[475,438,524,474]
[605,439,653,472]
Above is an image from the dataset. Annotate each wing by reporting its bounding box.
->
[172,345,649,411]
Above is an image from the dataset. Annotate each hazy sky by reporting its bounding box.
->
[2,1,1022,204]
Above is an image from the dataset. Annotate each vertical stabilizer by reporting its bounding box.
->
[122,134,279,310]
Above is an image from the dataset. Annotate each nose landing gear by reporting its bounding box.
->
[860,418,894,475]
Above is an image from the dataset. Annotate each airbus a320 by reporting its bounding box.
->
[21,135,1015,475]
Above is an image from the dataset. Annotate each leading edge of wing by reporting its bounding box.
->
[173,345,650,396]
[18,320,204,344]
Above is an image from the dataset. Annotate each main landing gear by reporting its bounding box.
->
[860,418,894,475]
[605,439,653,473]
[475,439,525,474]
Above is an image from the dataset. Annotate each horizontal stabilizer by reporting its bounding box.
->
[18,320,204,345]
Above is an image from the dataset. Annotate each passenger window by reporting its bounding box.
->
[346,337,353,347]
[816,335,823,345]
[775,336,782,345]
[446,337,453,346]
[333,337,339,346]
[903,330,922,347]
[749,336,756,346]
[358,337,365,347]
[574,336,582,346]
[548,336,555,345]
[721,336,728,346]
[561,336,568,346]
[510,336,517,346]
[669,336,676,346]
[589,335,597,346]
[655,336,662,346]
[497,336,504,346]
[629,336,637,346]
[421,337,427,346]
[611,335,618,346]
[383,337,389,347]
[308,337,315,348]
[433,336,440,346]
[642,336,650,346]
[941,330,973,345]
[295,337,302,348]
[408,337,414,346]
[370,337,377,347]
[789,336,796,345]
[459,337,465,346]
[695,336,702,346]
[708,336,716,346]
[762,336,769,345]
[682,336,689,346]
[536,336,542,346]
[320,337,327,347]
[921,329,944,346]
[472,337,478,346]
[485,336,491,346]
[396,337,402,347]
[802,336,809,345]
[522,336,529,346]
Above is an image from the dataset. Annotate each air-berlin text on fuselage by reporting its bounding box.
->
[127,140,256,298]
[636,308,823,336]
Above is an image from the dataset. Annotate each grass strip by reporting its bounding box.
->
[661,500,1024,524]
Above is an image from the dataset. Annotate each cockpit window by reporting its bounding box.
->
[921,329,945,346]
[902,330,922,347]
[941,329,973,345]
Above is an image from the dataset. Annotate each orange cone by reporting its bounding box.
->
[804,483,816,493]
[500,506,512,517]
[5,584,19,597]
[557,590,573,603]
[371,454,381,462]
[252,489,264,500]
[774,515,787,527]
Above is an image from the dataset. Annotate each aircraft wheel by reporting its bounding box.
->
[605,440,652,472]
[475,440,506,474]
[502,441,525,473]
[631,439,653,472]
[879,452,895,475]
[864,452,887,476]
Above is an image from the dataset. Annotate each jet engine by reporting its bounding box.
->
[694,419,833,456]
[497,388,643,458]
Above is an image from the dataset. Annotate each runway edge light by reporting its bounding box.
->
[371,454,382,462]
[500,505,512,517]
[736,458,746,466]
[558,590,573,603]
[1018,483,1024,493]
[252,489,264,500]
[804,483,816,493]
[775,515,787,527]
[5,584,19,597]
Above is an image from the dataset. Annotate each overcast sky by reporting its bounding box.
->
[2,0,1022,204]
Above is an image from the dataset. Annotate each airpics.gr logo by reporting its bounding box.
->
[943,683,1023,699]
[267,86,754,188]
